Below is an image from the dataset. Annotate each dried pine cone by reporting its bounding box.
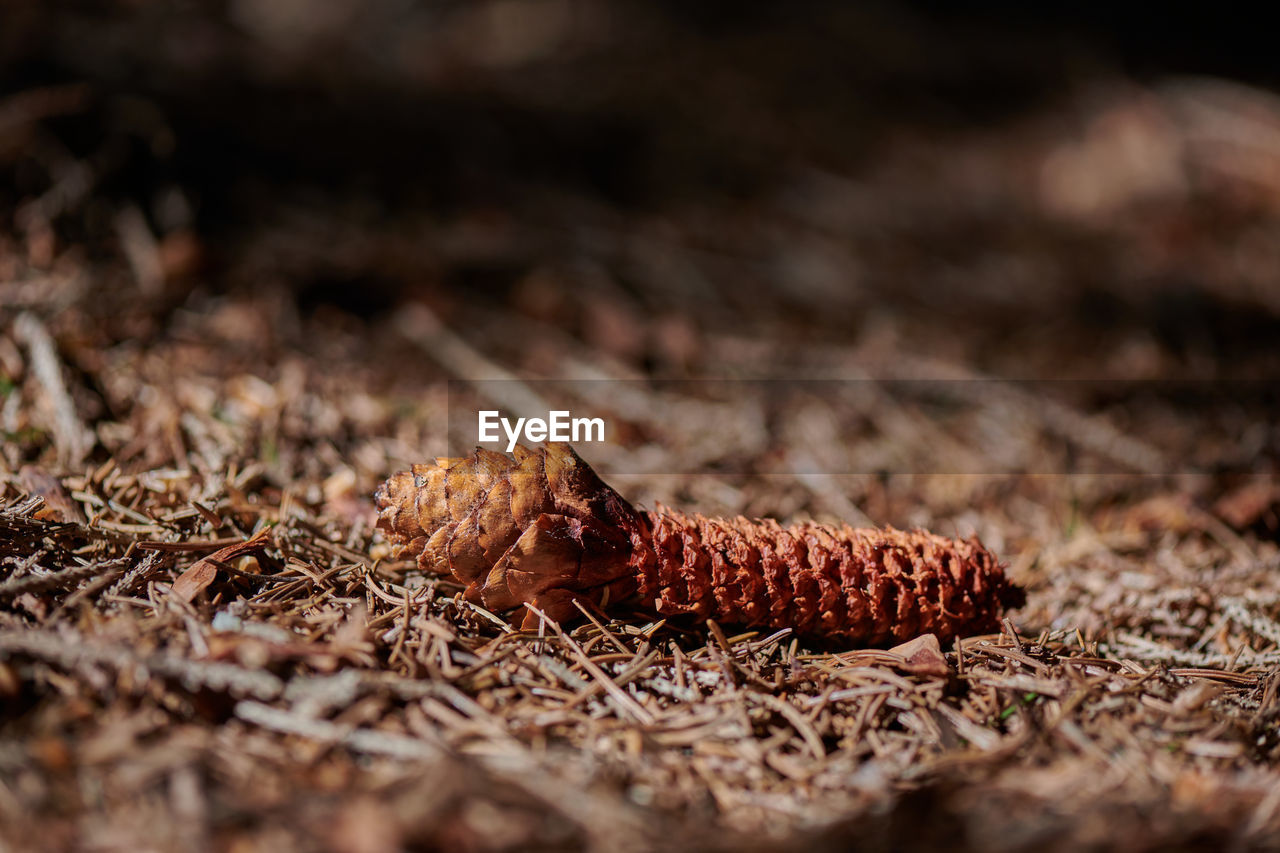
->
[375,443,1022,645]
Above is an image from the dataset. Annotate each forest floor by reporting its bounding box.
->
[4,5,1280,850]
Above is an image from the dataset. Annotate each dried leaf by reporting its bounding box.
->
[1214,481,1279,531]
[887,633,950,677]
[170,527,272,603]
[18,465,84,524]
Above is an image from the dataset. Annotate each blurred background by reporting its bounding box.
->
[5,0,1279,500]
[6,1,1280,367]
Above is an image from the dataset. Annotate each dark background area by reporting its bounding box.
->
[7,1,1280,381]
[5,4,1276,201]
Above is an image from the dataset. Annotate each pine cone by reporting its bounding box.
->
[375,443,1022,644]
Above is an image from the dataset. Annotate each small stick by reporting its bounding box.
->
[14,312,93,465]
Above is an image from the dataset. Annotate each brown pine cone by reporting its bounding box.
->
[375,443,1022,645]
